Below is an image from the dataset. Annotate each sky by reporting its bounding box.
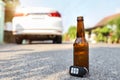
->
[19,0,120,33]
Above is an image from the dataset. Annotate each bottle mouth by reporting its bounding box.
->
[77,16,84,21]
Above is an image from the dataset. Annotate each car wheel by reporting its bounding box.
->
[53,36,62,44]
[15,37,23,44]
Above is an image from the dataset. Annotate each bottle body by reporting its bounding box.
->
[73,16,89,71]
[73,38,89,70]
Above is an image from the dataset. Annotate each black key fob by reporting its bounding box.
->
[69,66,88,77]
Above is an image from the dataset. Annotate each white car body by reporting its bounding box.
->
[12,7,63,44]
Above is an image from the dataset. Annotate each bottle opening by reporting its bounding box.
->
[77,16,84,21]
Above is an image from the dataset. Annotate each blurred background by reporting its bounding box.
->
[1,0,120,44]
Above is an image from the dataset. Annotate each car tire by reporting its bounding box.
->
[15,36,23,44]
[53,36,62,44]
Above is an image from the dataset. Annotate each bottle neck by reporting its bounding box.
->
[77,20,85,38]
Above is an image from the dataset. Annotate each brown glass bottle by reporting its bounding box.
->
[73,16,89,71]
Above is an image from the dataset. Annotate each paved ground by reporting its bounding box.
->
[0,42,120,80]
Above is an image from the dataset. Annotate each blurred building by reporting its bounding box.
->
[86,13,120,43]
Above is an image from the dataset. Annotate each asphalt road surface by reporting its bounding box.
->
[0,42,120,80]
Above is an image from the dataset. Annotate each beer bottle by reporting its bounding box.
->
[73,16,89,71]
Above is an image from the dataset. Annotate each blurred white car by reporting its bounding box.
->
[12,7,63,44]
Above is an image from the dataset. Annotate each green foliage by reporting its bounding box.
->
[111,34,118,43]
[94,26,111,35]
[108,17,120,42]
[97,33,104,42]
[93,26,111,42]
[93,17,120,43]
[115,18,120,39]
[100,26,111,35]
[92,27,101,34]
[67,26,77,40]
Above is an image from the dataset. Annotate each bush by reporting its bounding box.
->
[67,26,77,40]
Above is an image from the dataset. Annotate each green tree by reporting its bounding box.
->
[67,26,77,40]
[100,26,111,36]
[114,18,120,41]
[93,26,111,42]
[108,17,120,43]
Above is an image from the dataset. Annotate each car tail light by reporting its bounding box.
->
[14,13,28,17]
[49,11,61,17]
